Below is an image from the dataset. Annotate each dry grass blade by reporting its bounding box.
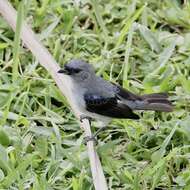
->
[0,0,107,189]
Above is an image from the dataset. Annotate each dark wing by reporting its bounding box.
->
[112,82,142,101]
[113,83,173,112]
[84,94,139,119]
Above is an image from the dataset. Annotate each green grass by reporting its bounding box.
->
[0,0,190,189]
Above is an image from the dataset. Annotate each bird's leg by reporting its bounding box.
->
[93,126,107,138]
[83,136,98,145]
[80,115,107,145]
[83,126,107,145]
[80,114,93,125]
[80,114,97,144]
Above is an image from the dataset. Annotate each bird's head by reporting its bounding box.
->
[58,59,95,82]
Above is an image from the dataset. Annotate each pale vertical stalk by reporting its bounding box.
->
[0,1,108,189]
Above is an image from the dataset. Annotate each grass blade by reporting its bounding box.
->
[12,1,24,81]
[91,0,108,38]
[116,3,146,48]
[123,23,135,88]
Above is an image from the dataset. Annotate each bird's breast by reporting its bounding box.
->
[70,84,87,112]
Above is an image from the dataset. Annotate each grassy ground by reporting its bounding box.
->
[0,0,190,189]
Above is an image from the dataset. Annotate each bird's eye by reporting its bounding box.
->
[73,68,82,74]
[65,65,82,74]
[81,71,90,80]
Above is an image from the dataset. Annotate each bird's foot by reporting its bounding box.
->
[83,135,98,145]
[83,126,107,145]
[93,126,107,137]
[80,115,93,124]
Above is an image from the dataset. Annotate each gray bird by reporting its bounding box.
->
[58,59,173,140]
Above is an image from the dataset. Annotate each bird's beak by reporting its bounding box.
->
[57,68,69,75]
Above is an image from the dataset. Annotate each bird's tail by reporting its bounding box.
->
[133,93,173,112]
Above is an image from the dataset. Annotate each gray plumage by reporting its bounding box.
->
[58,59,173,122]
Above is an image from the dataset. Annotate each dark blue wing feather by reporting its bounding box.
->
[84,93,139,119]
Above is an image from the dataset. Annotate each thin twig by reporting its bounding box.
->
[0,1,108,189]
